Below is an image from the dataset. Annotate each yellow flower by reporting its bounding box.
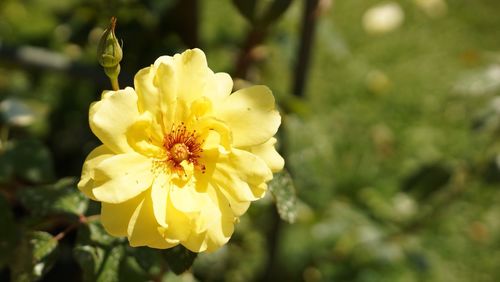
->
[78,49,284,252]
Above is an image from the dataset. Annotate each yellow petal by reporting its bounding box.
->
[134,66,161,115]
[155,58,178,123]
[216,185,251,217]
[127,191,178,249]
[201,72,233,103]
[247,138,284,173]
[195,117,232,151]
[171,186,235,253]
[204,188,235,252]
[101,193,143,237]
[77,145,114,200]
[89,87,139,154]
[215,85,281,147]
[162,194,194,242]
[92,153,153,203]
[172,49,214,105]
[169,184,205,213]
[211,148,273,202]
[181,231,208,253]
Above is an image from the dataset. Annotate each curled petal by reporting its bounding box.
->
[126,112,164,158]
[134,67,160,115]
[101,194,143,237]
[77,145,114,200]
[127,191,178,248]
[89,87,139,154]
[247,138,284,173]
[211,148,273,202]
[215,85,281,147]
[201,72,233,103]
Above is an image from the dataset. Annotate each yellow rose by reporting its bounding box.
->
[78,49,284,252]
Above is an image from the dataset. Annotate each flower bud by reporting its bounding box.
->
[97,17,122,68]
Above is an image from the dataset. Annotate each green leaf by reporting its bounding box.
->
[0,194,19,267]
[119,255,154,282]
[74,220,125,282]
[74,244,124,282]
[232,0,258,24]
[269,170,297,223]
[74,245,106,282]
[260,0,293,26]
[163,245,197,275]
[18,177,88,217]
[96,245,125,282]
[76,220,117,247]
[9,231,58,282]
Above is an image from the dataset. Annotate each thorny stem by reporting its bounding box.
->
[53,214,100,241]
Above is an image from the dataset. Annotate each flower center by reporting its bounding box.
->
[161,123,205,176]
[170,143,189,163]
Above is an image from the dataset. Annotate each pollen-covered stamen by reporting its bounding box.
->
[161,123,206,175]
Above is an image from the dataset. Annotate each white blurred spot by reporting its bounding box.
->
[362,2,404,35]
[454,64,500,96]
[34,262,45,276]
[393,193,417,219]
[414,0,448,18]
[0,98,35,127]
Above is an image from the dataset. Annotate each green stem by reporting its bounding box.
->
[104,65,121,91]
[110,76,120,91]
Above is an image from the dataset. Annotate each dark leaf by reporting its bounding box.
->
[0,194,19,267]
[232,0,258,24]
[260,0,293,26]
[74,245,106,282]
[402,163,452,201]
[0,149,15,183]
[163,245,197,275]
[128,246,163,274]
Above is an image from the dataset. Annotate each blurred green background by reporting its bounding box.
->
[1,0,500,281]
